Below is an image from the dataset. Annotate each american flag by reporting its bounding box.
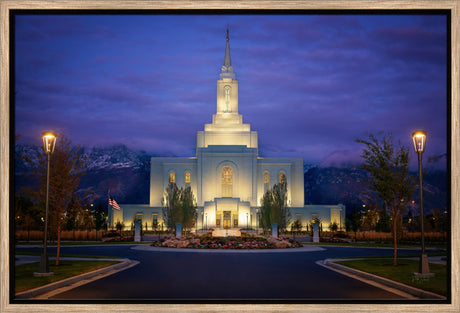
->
[108,194,121,211]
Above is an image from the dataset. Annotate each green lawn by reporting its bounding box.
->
[302,241,448,249]
[15,260,120,293]
[17,241,152,246]
[335,259,447,296]
[332,252,446,259]
[15,251,123,259]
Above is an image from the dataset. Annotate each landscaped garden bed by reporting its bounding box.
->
[103,236,134,242]
[151,234,303,249]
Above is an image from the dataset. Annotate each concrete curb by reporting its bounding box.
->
[15,258,139,299]
[131,244,326,253]
[321,258,446,300]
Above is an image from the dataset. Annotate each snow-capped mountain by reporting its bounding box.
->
[14,143,448,214]
[83,145,151,170]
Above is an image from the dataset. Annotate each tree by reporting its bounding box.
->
[30,135,87,265]
[115,220,125,236]
[362,207,379,231]
[14,194,39,241]
[375,209,391,233]
[161,183,197,233]
[429,208,447,233]
[64,195,81,240]
[181,186,197,232]
[93,203,107,240]
[329,222,338,237]
[348,206,363,242]
[292,219,302,232]
[356,132,415,265]
[259,182,291,234]
[162,183,181,230]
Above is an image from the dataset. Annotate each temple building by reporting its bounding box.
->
[108,30,345,233]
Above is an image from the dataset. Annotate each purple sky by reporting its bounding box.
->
[14,14,448,168]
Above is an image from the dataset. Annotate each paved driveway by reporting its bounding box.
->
[15,244,430,301]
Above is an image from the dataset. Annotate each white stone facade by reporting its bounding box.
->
[108,30,345,232]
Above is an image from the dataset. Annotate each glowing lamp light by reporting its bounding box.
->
[412,130,431,276]
[36,131,57,276]
[42,132,57,154]
[412,131,426,154]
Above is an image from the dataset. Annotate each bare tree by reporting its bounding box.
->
[356,132,415,265]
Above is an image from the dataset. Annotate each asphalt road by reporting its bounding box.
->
[15,244,427,301]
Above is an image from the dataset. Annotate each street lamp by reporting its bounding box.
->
[36,131,57,276]
[246,213,249,230]
[205,213,208,230]
[412,130,431,276]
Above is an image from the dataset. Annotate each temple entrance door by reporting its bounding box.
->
[223,211,231,229]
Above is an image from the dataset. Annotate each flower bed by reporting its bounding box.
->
[320,237,350,243]
[103,236,134,242]
[150,235,303,249]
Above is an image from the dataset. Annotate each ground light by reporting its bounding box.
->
[412,130,432,277]
[35,131,57,277]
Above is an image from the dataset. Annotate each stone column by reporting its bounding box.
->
[313,222,320,243]
[176,223,182,238]
[134,221,141,242]
[271,223,278,238]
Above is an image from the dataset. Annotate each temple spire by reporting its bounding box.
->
[220,25,235,78]
[224,25,231,67]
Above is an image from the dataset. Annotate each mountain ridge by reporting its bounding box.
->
[14,143,448,214]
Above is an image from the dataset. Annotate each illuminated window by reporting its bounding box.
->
[152,214,158,227]
[311,214,319,223]
[264,171,270,193]
[279,172,286,184]
[185,172,191,184]
[264,172,269,184]
[169,171,175,183]
[222,166,233,197]
[135,214,143,224]
[222,167,233,185]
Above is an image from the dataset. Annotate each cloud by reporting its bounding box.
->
[13,14,448,167]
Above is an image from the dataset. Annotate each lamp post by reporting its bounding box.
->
[246,213,249,230]
[36,132,56,276]
[412,130,430,276]
[205,213,208,230]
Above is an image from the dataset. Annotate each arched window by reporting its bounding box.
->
[185,172,191,184]
[169,171,175,184]
[264,171,270,193]
[279,172,286,184]
[222,167,232,184]
[222,166,233,197]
